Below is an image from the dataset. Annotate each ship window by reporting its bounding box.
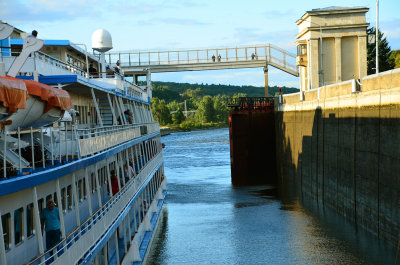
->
[91,173,96,193]
[2,213,11,250]
[83,106,87,124]
[101,168,105,185]
[83,178,87,199]
[103,167,107,184]
[79,106,83,124]
[67,185,72,209]
[92,106,97,124]
[14,208,23,245]
[61,188,66,212]
[78,180,82,201]
[26,203,34,237]
[38,198,44,216]
[97,169,102,186]
[90,106,94,124]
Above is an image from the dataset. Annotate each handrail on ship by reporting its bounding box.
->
[10,50,85,77]
[34,53,145,97]
[0,122,160,179]
[25,150,164,265]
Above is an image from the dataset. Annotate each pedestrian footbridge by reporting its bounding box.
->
[106,44,298,77]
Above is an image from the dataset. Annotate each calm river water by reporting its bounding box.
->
[148,128,396,265]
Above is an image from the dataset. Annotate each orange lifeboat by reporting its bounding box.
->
[0,76,72,129]
[0,76,28,114]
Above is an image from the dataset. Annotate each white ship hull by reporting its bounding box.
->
[0,23,166,265]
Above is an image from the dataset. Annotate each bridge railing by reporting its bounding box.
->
[105,44,297,73]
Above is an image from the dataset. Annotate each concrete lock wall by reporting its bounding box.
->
[275,68,400,246]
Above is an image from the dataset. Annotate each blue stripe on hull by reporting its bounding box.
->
[0,131,160,196]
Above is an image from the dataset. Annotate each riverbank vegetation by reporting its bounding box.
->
[150,81,299,131]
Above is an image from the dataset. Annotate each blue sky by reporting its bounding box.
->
[1,0,399,88]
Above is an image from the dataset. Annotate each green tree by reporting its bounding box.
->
[152,86,182,103]
[150,98,172,125]
[184,98,197,110]
[367,27,395,74]
[166,100,181,112]
[214,95,228,122]
[172,108,185,124]
[196,95,215,123]
[389,49,400,69]
[182,88,203,101]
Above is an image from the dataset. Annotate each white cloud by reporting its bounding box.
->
[150,17,209,26]
[384,29,400,38]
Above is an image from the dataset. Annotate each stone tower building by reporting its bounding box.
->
[296,6,369,93]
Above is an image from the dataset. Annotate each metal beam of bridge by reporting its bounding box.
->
[106,44,299,77]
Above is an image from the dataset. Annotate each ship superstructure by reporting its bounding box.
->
[0,22,166,265]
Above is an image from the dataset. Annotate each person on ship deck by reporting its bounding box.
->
[89,63,97,77]
[107,170,120,195]
[41,199,61,259]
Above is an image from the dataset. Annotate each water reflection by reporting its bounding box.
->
[147,128,395,265]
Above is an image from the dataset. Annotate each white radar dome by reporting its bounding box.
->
[91,29,113,52]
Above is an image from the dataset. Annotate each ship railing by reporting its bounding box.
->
[6,52,145,99]
[8,50,88,78]
[36,51,88,77]
[76,122,159,157]
[1,122,159,179]
[27,151,164,265]
[0,124,82,178]
[33,52,146,96]
[124,85,143,99]
[87,71,123,80]
[124,79,145,99]
[88,72,144,98]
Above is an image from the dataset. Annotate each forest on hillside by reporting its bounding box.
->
[151,81,299,103]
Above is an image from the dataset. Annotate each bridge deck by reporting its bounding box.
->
[106,44,299,76]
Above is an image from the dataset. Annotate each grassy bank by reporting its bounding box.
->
[162,121,228,134]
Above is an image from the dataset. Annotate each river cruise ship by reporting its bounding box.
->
[0,22,166,265]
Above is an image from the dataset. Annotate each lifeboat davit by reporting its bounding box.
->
[0,76,72,130]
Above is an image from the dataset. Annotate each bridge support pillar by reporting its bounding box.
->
[263,66,269,97]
